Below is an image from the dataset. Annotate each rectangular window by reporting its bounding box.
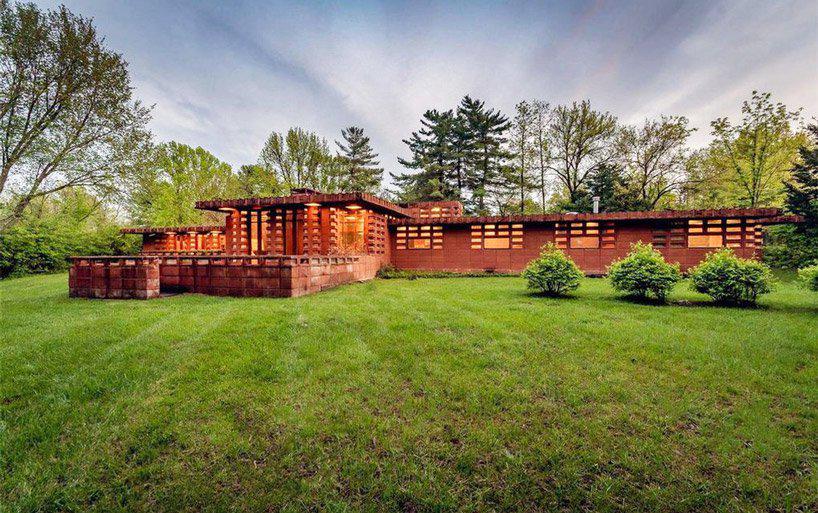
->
[687,219,724,248]
[396,225,442,250]
[556,221,614,249]
[471,224,523,249]
[688,234,724,248]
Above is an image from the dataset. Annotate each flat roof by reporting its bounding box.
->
[121,225,224,234]
[389,208,797,226]
[196,192,411,217]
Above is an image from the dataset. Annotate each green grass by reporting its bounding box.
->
[1,273,816,512]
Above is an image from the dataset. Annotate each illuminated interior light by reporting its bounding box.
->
[304,202,321,207]
[346,204,362,210]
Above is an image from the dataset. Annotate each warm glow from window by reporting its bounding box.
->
[688,235,723,248]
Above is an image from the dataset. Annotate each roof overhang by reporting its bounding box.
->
[120,225,225,234]
[196,192,411,217]
[389,208,798,226]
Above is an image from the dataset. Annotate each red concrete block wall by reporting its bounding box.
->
[158,255,382,298]
[69,257,160,299]
[389,223,762,275]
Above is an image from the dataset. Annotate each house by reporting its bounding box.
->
[69,189,798,299]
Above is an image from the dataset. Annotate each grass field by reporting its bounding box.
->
[1,273,816,512]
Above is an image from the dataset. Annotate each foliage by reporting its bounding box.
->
[335,126,383,193]
[126,142,238,226]
[706,91,803,207]
[508,100,538,214]
[797,264,818,291]
[608,242,681,301]
[393,96,511,214]
[521,243,583,295]
[0,188,137,278]
[761,224,818,270]
[689,248,773,305]
[375,265,514,280]
[0,1,152,229]
[259,127,341,193]
[615,116,694,209]
[547,100,618,207]
[784,124,818,231]
[237,164,282,198]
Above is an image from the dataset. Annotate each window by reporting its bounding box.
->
[687,219,723,248]
[652,221,686,248]
[555,221,615,249]
[396,225,442,250]
[471,224,523,249]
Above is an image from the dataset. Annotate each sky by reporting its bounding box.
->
[40,0,818,185]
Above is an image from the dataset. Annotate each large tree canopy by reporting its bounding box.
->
[127,142,238,226]
[258,127,341,193]
[0,1,151,229]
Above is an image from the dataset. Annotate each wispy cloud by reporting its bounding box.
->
[43,0,818,181]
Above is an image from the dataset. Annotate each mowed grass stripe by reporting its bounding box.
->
[0,273,816,512]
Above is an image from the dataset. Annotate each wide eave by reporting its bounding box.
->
[121,225,224,234]
[389,208,798,226]
[196,192,411,217]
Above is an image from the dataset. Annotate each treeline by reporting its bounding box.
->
[391,92,808,216]
[1,1,816,278]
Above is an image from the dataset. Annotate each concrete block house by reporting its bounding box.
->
[69,188,797,299]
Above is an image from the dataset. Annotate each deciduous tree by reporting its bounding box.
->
[547,100,617,208]
[0,2,151,229]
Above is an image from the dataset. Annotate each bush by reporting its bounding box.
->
[521,243,583,296]
[375,265,514,280]
[608,242,681,301]
[762,224,818,270]
[689,248,773,305]
[0,222,139,278]
[798,264,818,291]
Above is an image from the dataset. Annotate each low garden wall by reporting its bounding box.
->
[69,256,161,299]
[69,254,382,299]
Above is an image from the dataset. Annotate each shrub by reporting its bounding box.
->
[608,242,681,301]
[689,248,773,305]
[762,224,818,270]
[798,264,818,291]
[0,222,139,278]
[522,243,583,296]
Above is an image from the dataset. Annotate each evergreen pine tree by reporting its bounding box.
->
[392,110,460,202]
[458,95,512,214]
[785,124,818,232]
[335,126,383,193]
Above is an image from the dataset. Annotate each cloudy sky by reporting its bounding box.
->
[42,0,818,184]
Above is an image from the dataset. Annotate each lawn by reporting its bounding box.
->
[1,273,816,512]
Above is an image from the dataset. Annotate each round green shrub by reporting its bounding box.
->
[689,248,773,305]
[522,243,583,296]
[797,264,818,291]
[608,242,681,301]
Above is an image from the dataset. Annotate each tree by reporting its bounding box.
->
[0,2,151,229]
[128,142,238,226]
[532,100,551,213]
[785,124,818,232]
[509,101,538,213]
[258,128,339,193]
[458,95,512,214]
[708,91,803,207]
[393,109,460,202]
[616,116,694,209]
[547,100,617,208]
[237,164,282,197]
[335,126,383,193]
